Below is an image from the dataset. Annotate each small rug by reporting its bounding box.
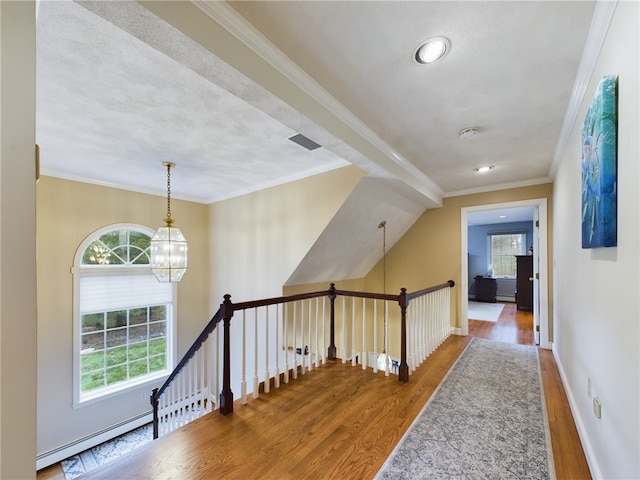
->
[375,338,554,479]
[468,301,505,322]
[61,423,153,479]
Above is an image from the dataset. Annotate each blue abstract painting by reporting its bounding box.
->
[581,75,617,248]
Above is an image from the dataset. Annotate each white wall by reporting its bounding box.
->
[553,2,639,478]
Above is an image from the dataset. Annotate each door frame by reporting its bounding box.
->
[460,198,551,349]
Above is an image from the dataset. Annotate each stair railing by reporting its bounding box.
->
[150,280,454,438]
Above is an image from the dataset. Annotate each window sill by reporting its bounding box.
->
[73,371,169,409]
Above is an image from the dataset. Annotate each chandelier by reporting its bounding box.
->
[150,162,188,283]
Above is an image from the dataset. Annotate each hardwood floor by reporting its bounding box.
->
[37,302,591,479]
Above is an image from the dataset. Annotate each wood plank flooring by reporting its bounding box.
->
[37,302,591,480]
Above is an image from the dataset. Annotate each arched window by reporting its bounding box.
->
[73,225,175,405]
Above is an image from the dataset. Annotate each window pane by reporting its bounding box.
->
[130,308,148,326]
[106,346,127,367]
[129,342,148,361]
[130,247,150,265]
[82,313,104,333]
[150,305,166,321]
[82,241,113,265]
[81,350,104,374]
[82,332,104,351]
[82,371,105,392]
[129,325,147,343]
[110,246,128,264]
[129,360,148,378]
[149,354,166,372]
[149,338,166,356]
[106,328,127,348]
[106,365,127,386]
[107,310,127,329]
[130,231,151,250]
[149,321,167,340]
[489,233,526,277]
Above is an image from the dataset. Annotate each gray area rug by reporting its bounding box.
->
[60,423,152,479]
[376,338,555,479]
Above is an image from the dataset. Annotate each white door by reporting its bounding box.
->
[532,207,540,345]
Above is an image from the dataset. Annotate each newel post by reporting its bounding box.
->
[151,387,159,439]
[398,288,409,382]
[328,283,337,360]
[219,294,234,415]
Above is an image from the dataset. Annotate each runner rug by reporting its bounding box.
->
[375,338,555,479]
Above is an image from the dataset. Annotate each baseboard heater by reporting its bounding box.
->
[36,411,152,470]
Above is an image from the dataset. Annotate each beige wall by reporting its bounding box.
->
[36,177,210,457]
[208,165,365,308]
[365,183,554,335]
[1,2,37,478]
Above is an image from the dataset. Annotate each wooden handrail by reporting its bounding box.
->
[151,280,455,438]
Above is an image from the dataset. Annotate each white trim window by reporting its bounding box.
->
[73,224,175,405]
[488,232,527,278]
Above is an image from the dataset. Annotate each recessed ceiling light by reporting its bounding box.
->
[474,165,494,173]
[413,36,450,64]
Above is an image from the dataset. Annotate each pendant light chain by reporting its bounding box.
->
[378,220,387,355]
[163,162,175,226]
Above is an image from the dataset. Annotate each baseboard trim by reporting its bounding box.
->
[36,411,152,470]
[551,345,600,479]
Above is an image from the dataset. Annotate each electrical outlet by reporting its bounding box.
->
[587,377,592,398]
[593,396,602,419]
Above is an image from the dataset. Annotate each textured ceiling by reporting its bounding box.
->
[36,0,596,204]
[36,0,351,203]
[35,0,598,285]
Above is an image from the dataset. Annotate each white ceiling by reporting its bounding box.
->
[35,0,598,285]
[36,0,596,204]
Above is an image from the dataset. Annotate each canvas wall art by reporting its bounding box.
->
[581,74,618,248]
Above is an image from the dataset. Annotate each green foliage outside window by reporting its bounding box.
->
[80,305,168,393]
[489,233,526,277]
[81,229,151,265]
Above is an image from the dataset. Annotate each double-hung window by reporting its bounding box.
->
[488,232,527,277]
[73,225,175,405]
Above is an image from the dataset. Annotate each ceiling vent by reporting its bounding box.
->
[288,133,321,151]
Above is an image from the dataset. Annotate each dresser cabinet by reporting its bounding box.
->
[474,276,497,303]
[515,255,533,310]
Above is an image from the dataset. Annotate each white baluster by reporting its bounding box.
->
[302,299,313,371]
[274,303,280,389]
[264,306,270,393]
[321,297,326,365]
[362,298,367,370]
[292,301,298,380]
[384,300,390,376]
[241,310,247,405]
[341,296,346,363]
[373,299,378,373]
[253,307,259,399]
[351,296,357,367]
[284,302,289,383]
[314,298,319,369]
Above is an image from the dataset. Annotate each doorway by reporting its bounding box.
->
[460,198,550,348]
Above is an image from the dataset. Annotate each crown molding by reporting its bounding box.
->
[549,0,618,178]
[190,0,443,203]
[444,177,553,199]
